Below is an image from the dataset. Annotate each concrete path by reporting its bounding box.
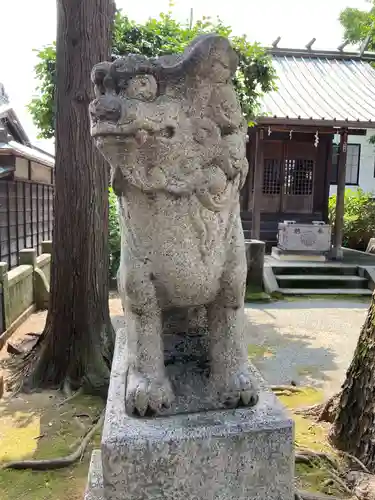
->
[245,299,369,396]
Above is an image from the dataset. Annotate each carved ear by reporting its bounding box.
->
[181,34,238,82]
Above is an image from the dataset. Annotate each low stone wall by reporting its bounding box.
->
[7,264,34,326]
[37,253,52,284]
[0,241,51,348]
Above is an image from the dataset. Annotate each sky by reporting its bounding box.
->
[0,0,371,153]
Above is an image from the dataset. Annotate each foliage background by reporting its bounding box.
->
[108,187,120,279]
[29,9,276,139]
[339,0,375,144]
[329,189,375,251]
[29,9,276,278]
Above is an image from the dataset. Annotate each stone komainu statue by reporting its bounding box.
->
[90,34,258,416]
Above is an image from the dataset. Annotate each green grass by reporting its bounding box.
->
[248,343,275,360]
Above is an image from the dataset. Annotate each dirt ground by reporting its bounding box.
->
[0,296,122,398]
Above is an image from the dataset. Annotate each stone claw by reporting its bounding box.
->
[125,369,175,416]
[216,367,258,409]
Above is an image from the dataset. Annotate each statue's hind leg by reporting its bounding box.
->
[207,225,258,408]
[121,264,174,416]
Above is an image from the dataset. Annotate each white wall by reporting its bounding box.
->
[329,129,375,196]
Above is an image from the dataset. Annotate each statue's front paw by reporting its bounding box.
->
[125,369,175,417]
[215,367,258,409]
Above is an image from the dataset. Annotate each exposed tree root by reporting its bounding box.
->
[58,386,83,407]
[271,385,304,393]
[1,411,104,471]
[294,393,340,423]
[340,451,371,474]
[318,393,340,423]
[295,449,339,469]
[296,491,348,500]
[327,469,352,495]
[295,448,354,498]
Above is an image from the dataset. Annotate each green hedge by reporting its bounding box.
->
[329,188,375,251]
[109,188,375,277]
[109,187,120,279]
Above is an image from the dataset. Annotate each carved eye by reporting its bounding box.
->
[125,75,157,101]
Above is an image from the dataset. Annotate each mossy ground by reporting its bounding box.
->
[0,392,104,500]
[0,386,345,499]
[272,292,371,303]
[0,364,345,498]
[278,387,350,497]
[248,343,275,360]
[245,285,272,303]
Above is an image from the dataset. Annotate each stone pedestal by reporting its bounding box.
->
[245,239,265,290]
[84,451,103,500]
[85,328,294,500]
[272,247,327,262]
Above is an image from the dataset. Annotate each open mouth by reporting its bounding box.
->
[91,121,175,143]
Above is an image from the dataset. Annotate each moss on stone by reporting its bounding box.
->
[245,288,271,302]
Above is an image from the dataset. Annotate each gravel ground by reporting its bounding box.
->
[245,299,369,396]
[0,297,369,399]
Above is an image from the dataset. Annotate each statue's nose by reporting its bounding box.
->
[90,95,121,123]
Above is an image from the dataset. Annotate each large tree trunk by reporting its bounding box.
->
[27,0,116,396]
[330,292,375,469]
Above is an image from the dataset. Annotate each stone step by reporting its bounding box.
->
[276,274,367,281]
[276,274,368,290]
[272,265,359,276]
[278,288,372,296]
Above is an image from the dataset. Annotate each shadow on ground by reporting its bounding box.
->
[112,297,367,394]
[244,300,368,394]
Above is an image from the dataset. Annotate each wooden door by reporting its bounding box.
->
[282,141,316,213]
[258,139,316,214]
[260,140,283,212]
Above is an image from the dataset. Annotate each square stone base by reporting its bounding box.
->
[84,450,103,500]
[95,327,295,500]
[272,247,327,262]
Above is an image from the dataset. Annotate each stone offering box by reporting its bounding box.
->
[277,220,332,253]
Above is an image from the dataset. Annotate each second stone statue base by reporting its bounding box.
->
[84,327,295,500]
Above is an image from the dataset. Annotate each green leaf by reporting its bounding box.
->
[29,9,275,138]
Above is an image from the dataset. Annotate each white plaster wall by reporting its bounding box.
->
[329,129,375,196]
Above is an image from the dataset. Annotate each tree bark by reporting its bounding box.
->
[26,0,116,396]
[330,292,375,470]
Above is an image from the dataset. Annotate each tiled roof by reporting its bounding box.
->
[0,141,54,167]
[259,54,375,128]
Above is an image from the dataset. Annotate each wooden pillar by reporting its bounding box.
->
[251,127,264,240]
[331,129,348,260]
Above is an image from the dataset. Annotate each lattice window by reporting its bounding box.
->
[0,180,54,269]
[262,159,281,195]
[284,159,314,196]
[331,144,360,185]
